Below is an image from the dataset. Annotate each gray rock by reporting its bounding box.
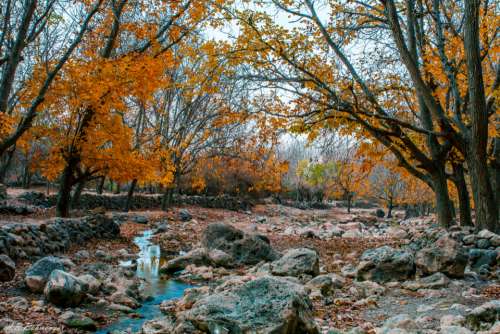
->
[468,249,497,273]
[201,223,278,265]
[44,270,86,307]
[306,274,345,296]
[356,246,415,283]
[179,209,192,222]
[25,256,65,292]
[477,229,497,240]
[59,311,97,331]
[465,300,500,331]
[133,215,149,224]
[271,248,320,278]
[402,272,450,291]
[78,274,101,295]
[141,317,176,334]
[440,326,473,334]
[379,314,419,332]
[180,276,319,333]
[476,239,491,249]
[0,254,15,281]
[415,236,468,278]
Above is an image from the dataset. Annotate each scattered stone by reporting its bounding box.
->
[44,270,86,307]
[133,215,149,224]
[375,209,385,218]
[465,300,500,331]
[415,235,468,278]
[75,250,90,260]
[179,276,319,333]
[201,223,278,265]
[7,297,29,311]
[356,246,415,283]
[0,254,15,282]
[179,209,192,222]
[440,314,465,327]
[402,272,450,291]
[25,256,65,292]
[270,248,320,278]
[59,311,97,331]
[78,274,101,295]
[468,249,497,273]
[440,326,473,334]
[306,274,345,296]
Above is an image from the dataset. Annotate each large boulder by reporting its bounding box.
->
[0,254,15,281]
[201,223,278,265]
[44,270,86,307]
[356,246,415,283]
[161,248,235,274]
[179,276,319,333]
[25,256,65,292]
[415,236,468,278]
[271,248,320,278]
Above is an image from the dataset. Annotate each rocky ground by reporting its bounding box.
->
[0,188,498,333]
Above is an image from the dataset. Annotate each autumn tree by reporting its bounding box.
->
[228,0,498,231]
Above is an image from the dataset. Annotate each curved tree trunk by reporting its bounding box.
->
[431,170,453,228]
[71,179,86,209]
[452,164,473,227]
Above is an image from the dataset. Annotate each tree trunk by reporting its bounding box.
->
[431,170,453,228]
[96,176,105,194]
[464,0,499,232]
[56,161,76,217]
[347,193,352,213]
[452,164,473,227]
[71,179,86,209]
[387,197,393,218]
[161,188,174,211]
[113,182,120,194]
[0,147,15,183]
[124,179,137,212]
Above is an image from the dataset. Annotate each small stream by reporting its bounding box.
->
[96,230,193,334]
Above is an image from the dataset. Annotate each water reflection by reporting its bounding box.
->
[97,230,193,334]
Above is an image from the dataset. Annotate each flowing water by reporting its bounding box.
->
[96,230,193,333]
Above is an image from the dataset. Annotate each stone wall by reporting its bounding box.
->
[0,214,119,261]
[18,191,253,211]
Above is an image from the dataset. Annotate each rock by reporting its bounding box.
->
[306,274,345,296]
[78,274,101,294]
[402,272,450,291]
[354,280,386,297]
[208,249,234,268]
[440,315,465,327]
[415,235,468,278]
[179,209,192,222]
[375,209,385,218]
[341,264,357,278]
[59,311,97,331]
[25,256,65,292]
[465,300,500,331]
[0,254,15,281]
[110,292,140,308]
[271,248,320,278]
[161,248,211,274]
[468,249,497,273]
[44,270,86,307]
[356,246,415,283]
[133,215,149,224]
[343,230,362,238]
[75,250,90,260]
[477,230,497,240]
[7,297,29,311]
[201,223,278,265]
[179,276,319,333]
[440,326,473,334]
[141,317,176,334]
[463,235,476,245]
[476,239,491,249]
[378,314,419,332]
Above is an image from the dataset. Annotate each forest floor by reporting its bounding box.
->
[0,198,498,333]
